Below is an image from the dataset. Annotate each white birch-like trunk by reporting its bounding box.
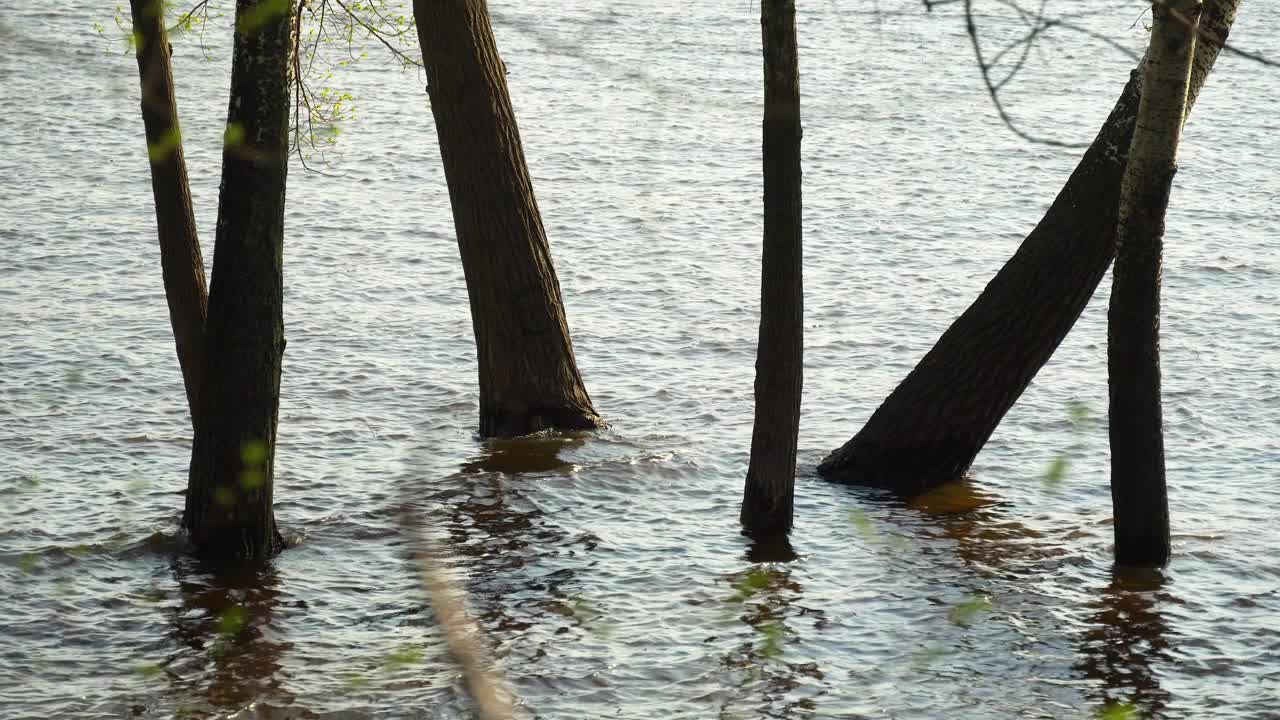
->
[1108,0,1203,567]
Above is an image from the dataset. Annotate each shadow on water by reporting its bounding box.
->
[1074,567,1173,716]
[161,557,288,714]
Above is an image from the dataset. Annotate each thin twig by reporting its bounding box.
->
[962,0,1090,149]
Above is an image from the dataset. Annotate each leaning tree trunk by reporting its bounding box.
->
[413,0,603,438]
[184,0,292,564]
[742,0,803,537]
[1109,0,1201,567]
[817,0,1238,494]
[129,0,208,422]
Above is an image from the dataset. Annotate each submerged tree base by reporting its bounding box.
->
[479,405,605,439]
[186,525,286,568]
[816,442,976,496]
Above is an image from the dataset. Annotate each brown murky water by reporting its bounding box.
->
[2,1,1279,718]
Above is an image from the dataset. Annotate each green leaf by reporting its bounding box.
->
[1068,400,1093,428]
[947,594,992,626]
[1042,456,1069,488]
[238,469,266,490]
[240,440,269,467]
[1096,702,1142,720]
[147,127,183,163]
[223,122,246,148]
[847,508,878,541]
[214,485,236,508]
[217,604,248,637]
[236,0,291,34]
[382,644,424,670]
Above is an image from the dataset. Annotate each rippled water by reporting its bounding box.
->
[2,1,1279,718]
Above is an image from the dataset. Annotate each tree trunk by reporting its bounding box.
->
[129,0,208,422]
[413,0,603,438]
[742,0,803,537]
[1109,0,1201,567]
[817,0,1238,495]
[184,0,292,565]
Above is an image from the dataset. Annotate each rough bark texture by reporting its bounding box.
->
[184,0,292,565]
[129,0,208,422]
[817,0,1238,495]
[1109,0,1201,567]
[742,0,803,537]
[413,0,603,438]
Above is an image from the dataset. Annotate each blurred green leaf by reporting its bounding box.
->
[237,0,291,34]
[947,594,992,627]
[18,554,40,574]
[910,643,955,670]
[240,440,269,467]
[147,127,182,163]
[756,619,788,660]
[214,485,236,508]
[218,604,248,637]
[382,644,424,671]
[238,469,266,490]
[1043,456,1069,488]
[223,122,246,147]
[848,509,877,541]
[1068,400,1094,428]
[1097,702,1142,720]
[135,663,164,678]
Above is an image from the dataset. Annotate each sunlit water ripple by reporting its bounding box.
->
[1,1,1278,718]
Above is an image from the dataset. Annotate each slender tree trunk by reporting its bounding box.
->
[817,0,1238,494]
[1109,0,1201,567]
[129,0,208,422]
[413,0,603,438]
[184,0,293,564]
[742,0,803,537]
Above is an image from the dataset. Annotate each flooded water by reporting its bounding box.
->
[2,1,1279,718]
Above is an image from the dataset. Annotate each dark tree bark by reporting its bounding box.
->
[1109,0,1202,567]
[742,0,803,537]
[129,0,208,422]
[817,0,1238,495]
[184,0,292,565]
[413,0,603,438]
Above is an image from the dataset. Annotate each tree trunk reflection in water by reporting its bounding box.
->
[165,561,286,712]
[1075,569,1173,717]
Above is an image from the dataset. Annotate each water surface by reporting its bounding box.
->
[2,1,1279,718]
